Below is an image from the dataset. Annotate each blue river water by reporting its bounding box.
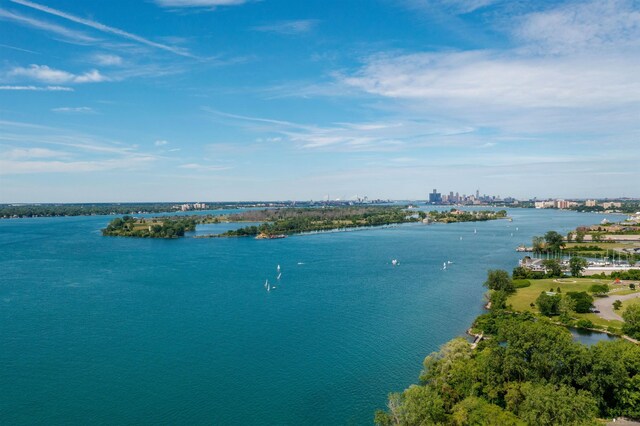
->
[0,208,613,425]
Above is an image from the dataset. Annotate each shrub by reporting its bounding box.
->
[576,319,594,329]
[513,279,531,289]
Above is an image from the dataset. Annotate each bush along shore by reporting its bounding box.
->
[374,269,640,425]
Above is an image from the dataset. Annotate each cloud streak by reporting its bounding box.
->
[155,0,248,7]
[253,20,319,35]
[10,0,195,57]
[0,85,73,91]
[0,8,97,44]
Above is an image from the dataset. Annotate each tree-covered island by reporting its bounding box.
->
[102,215,197,238]
[100,206,509,239]
[426,209,508,223]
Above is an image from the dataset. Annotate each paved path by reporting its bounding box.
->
[594,292,640,321]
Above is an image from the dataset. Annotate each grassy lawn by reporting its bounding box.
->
[565,242,640,250]
[620,297,640,316]
[506,277,635,330]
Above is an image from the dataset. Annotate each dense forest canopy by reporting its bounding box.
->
[375,311,640,425]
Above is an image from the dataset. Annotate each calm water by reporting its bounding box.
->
[0,208,610,425]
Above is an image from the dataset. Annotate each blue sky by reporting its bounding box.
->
[1,0,639,202]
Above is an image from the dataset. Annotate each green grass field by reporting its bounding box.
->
[505,277,640,330]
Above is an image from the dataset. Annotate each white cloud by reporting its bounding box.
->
[10,64,109,84]
[0,8,97,43]
[92,53,123,66]
[10,0,194,57]
[340,50,640,108]
[515,0,640,54]
[154,0,248,7]
[253,20,319,35]
[154,140,169,146]
[0,85,73,91]
[52,107,95,113]
[3,147,70,159]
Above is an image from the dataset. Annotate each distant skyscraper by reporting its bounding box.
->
[476,189,480,199]
[429,189,442,204]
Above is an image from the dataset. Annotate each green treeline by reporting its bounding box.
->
[375,310,640,425]
[102,216,196,238]
[427,209,508,223]
[220,206,418,237]
[1,203,184,218]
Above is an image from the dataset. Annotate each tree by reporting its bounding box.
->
[569,256,588,277]
[576,230,585,243]
[509,382,598,426]
[589,284,609,296]
[567,231,574,243]
[541,259,563,277]
[544,230,565,252]
[532,236,545,253]
[622,304,640,339]
[558,295,576,322]
[613,300,622,310]
[374,385,447,426]
[536,292,561,316]
[490,290,509,310]
[451,397,523,426]
[566,291,594,313]
[483,269,515,294]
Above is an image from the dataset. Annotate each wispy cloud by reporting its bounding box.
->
[178,162,231,171]
[51,107,96,114]
[154,139,169,146]
[515,0,640,54]
[0,7,97,44]
[253,20,319,35]
[9,64,109,84]
[340,50,640,108]
[0,85,73,91]
[0,119,160,176]
[10,0,194,57]
[3,147,71,160]
[206,108,475,152]
[154,0,249,8]
[401,0,500,14]
[92,53,123,66]
[0,42,39,54]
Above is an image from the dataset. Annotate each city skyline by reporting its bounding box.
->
[1,0,639,202]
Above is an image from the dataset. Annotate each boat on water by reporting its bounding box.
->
[443,262,447,270]
[391,259,399,266]
[277,272,282,280]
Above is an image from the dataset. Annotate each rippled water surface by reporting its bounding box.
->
[0,208,610,424]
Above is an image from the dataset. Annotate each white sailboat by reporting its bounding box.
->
[443,262,447,270]
[392,259,398,266]
[277,264,281,272]
[474,228,477,234]
[267,281,271,292]
[264,279,268,289]
[277,272,282,280]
